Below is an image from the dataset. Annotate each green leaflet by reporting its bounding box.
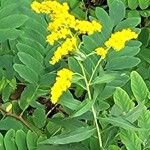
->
[95,7,113,43]
[71,99,94,118]
[19,84,39,110]
[108,46,140,59]
[138,109,150,141]
[139,28,150,47]
[17,52,44,74]
[108,145,121,150]
[0,14,28,29]
[91,73,118,85]
[141,48,150,64]
[0,3,22,19]
[0,133,5,150]
[19,37,46,55]
[0,129,45,150]
[128,0,139,9]
[100,116,141,131]
[1,0,30,7]
[50,117,87,131]
[13,64,39,84]
[0,29,22,42]
[109,0,125,26]
[23,27,46,47]
[39,127,96,145]
[0,117,23,131]
[120,129,142,150]
[26,131,38,150]
[114,17,141,31]
[113,87,135,113]
[16,130,28,150]
[138,0,150,9]
[125,104,146,123]
[32,108,46,128]
[16,43,44,63]
[106,56,141,70]
[38,143,88,150]
[82,35,99,53]
[4,129,18,150]
[59,91,81,111]
[131,71,149,102]
[138,109,150,129]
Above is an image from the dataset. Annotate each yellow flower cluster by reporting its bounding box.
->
[31,1,68,14]
[47,28,71,45]
[31,1,102,64]
[95,47,108,59]
[75,20,102,35]
[31,1,101,36]
[95,28,138,59]
[105,28,138,51]
[50,68,73,104]
[50,37,76,65]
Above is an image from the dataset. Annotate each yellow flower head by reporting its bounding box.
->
[31,1,41,13]
[31,0,102,64]
[46,28,71,45]
[50,68,73,104]
[31,1,67,14]
[95,47,108,59]
[50,37,77,65]
[31,1,52,14]
[75,20,102,35]
[105,28,138,51]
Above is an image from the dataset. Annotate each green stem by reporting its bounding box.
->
[74,72,84,79]
[92,106,103,148]
[78,60,103,149]
[89,58,102,84]
[86,51,96,58]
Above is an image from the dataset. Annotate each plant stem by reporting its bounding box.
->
[46,104,58,117]
[92,106,103,148]
[0,105,43,136]
[78,60,103,149]
[0,105,32,130]
[89,58,102,84]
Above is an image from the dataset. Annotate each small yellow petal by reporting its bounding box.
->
[6,103,12,112]
[95,47,108,59]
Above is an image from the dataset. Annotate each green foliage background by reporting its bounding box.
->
[0,0,150,149]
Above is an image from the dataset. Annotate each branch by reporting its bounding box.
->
[0,105,43,136]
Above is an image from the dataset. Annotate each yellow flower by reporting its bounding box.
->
[50,68,73,104]
[31,1,102,36]
[31,0,102,64]
[46,28,71,45]
[31,1,41,13]
[46,32,58,45]
[95,47,108,59]
[105,28,138,51]
[6,103,12,112]
[31,1,69,15]
[50,37,77,65]
[75,20,102,35]
[31,1,53,14]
